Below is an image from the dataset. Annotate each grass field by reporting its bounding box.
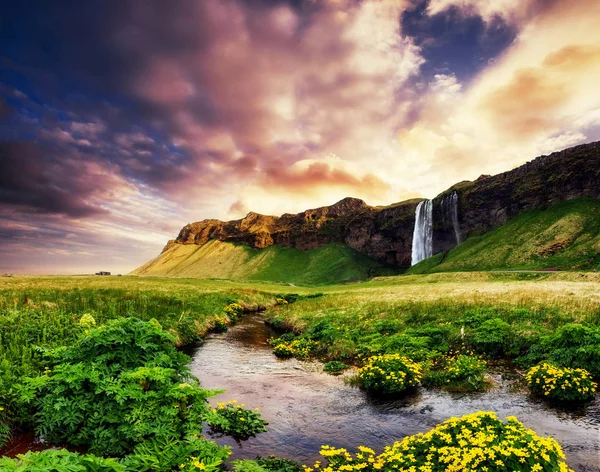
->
[410,197,600,273]
[131,240,396,284]
[2,271,599,379]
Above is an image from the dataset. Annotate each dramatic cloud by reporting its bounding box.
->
[1,0,598,273]
[396,0,600,187]
[0,141,111,217]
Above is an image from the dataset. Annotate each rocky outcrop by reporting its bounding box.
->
[167,141,600,269]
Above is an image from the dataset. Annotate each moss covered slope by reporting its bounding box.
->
[409,198,600,273]
[131,240,396,284]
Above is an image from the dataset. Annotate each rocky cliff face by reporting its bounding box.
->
[171,196,421,267]
[168,141,600,269]
[432,141,600,255]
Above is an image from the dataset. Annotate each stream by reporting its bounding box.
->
[188,313,600,471]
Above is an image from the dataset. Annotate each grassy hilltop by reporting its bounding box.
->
[131,240,396,284]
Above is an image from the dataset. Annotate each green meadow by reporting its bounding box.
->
[1,272,599,470]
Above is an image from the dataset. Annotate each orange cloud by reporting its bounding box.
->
[262,160,391,198]
[480,45,600,141]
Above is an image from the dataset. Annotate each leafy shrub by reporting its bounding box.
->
[308,411,573,472]
[0,402,10,448]
[469,318,511,357]
[0,438,231,472]
[0,449,124,471]
[356,354,422,394]
[272,338,317,359]
[520,324,600,378]
[306,319,335,343]
[423,354,488,392]
[373,319,403,336]
[122,435,230,472]
[17,317,218,456]
[323,361,349,373]
[232,456,304,472]
[233,460,267,472]
[405,324,453,352]
[356,333,434,361]
[526,363,597,402]
[209,400,268,439]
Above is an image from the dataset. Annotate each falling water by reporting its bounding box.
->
[449,191,461,245]
[411,200,433,266]
[441,191,461,246]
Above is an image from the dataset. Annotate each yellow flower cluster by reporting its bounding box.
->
[357,354,422,394]
[526,363,597,402]
[306,412,574,472]
[273,339,317,359]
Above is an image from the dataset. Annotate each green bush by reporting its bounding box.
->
[0,403,9,448]
[520,324,600,378]
[209,400,268,439]
[17,318,220,456]
[356,333,433,360]
[423,354,488,392]
[356,354,422,394]
[233,456,304,472]
[0,449,124,471]
[307,319,336,343]
[323,361,349,372]
[233,460,268,472]
[122,435,230,471]
[469,318,511,356]
[0,438,231,472]
[526,363,597,402]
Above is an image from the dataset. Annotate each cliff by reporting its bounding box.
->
[154,141,600,270]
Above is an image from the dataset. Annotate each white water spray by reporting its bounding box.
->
[449,191,461,245]
[411,200,433,266]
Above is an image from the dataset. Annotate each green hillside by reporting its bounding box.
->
[131,240,396,284]
[409,197,600,274]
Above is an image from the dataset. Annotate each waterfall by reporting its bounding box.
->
[449,191,461,245]
[411,200,433,266]
[441,191,461,246]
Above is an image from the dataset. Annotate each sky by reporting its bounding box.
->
[1,0,600,274]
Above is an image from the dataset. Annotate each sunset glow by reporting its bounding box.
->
[2,0,600,273]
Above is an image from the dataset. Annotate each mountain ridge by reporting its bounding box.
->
[142,141,600,272]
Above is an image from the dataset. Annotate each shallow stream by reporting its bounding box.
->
[188,313,600,471]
